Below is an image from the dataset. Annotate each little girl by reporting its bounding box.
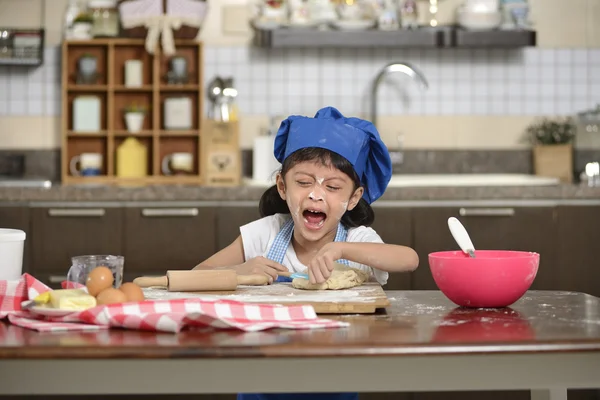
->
[194,106,419,400]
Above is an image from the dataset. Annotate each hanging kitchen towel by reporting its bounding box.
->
[0,274,349,333]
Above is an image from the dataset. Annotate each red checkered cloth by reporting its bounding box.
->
[0,274,349,333]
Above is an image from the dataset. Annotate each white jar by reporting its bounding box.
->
[0,228,26,281]
[89,0,119,37]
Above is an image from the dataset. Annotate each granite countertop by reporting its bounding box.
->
[0,183,598,204]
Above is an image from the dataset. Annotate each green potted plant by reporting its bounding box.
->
[124,103,147,133]
[525,117,576,183]
[72,13,93,39]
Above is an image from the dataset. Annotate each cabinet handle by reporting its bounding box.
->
[141,208,199,217]
[459,207,515,217]
[48,275,67,283]
[48,209,106,217]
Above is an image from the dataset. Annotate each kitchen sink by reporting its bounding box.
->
[387,174,560,187]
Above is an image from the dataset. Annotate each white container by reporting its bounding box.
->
[164,97,192,130]
[252,135,280,185]
[125,60,143,87]
[0,229,26,281]
[73,96,101,132]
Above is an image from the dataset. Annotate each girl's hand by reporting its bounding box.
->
[307,242,344,284]
[235,256,289,284]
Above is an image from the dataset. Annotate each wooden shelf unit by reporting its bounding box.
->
[61,38,204,185]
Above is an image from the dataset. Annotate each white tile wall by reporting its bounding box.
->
[203,46,600,118]
[0,46,599,118]
[0,47,61,117]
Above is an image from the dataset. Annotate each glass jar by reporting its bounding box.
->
[89,0,119,37]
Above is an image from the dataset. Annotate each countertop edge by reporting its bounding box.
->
[1,339,600,360]
[0,184,598,204]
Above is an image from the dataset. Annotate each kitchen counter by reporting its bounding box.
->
[0,183,599,204]
[1,290,599,397]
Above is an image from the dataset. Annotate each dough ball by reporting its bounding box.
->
[292,263,369,290]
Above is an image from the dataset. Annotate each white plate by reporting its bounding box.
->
[27,305,79,318]
[330,19,376,30]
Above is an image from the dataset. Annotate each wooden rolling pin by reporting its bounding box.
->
[133,270,291,292]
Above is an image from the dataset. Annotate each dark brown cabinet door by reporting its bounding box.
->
[411,206,557,291]
[30,206,123,288]
[555,205,600,298]
[0,207,31,273]
[216,205,261,251]
[122,206,217,279]
[371,206,412,290]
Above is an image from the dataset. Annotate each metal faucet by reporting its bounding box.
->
[370,62,429,129]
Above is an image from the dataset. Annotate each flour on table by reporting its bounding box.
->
[292,263,369,290]
[142,282,382,304]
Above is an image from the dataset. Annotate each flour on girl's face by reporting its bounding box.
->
[338,200,349,219]
[282,161,356,241]
[308,184,326,201]
[290,204,300,219]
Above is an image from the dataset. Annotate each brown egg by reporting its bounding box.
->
[96,287,127,305]
[119,282,145,302]
[86,266,114,296]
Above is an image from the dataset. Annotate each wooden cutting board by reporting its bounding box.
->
[142,282,390,314]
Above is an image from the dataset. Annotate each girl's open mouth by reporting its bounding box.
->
[302,209,327,230]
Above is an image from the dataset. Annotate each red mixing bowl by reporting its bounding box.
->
[428,250,540,308]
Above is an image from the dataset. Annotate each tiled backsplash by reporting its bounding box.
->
[0,48,60,116]
[1,46,599,118]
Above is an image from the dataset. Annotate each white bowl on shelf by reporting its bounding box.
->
[457,7,502,30]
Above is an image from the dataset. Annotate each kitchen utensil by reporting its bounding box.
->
[221,77,238,122]
[289,272,309,279]
[428,250,540,308]
[206,76,224,120]
[133,270,274,291]
[133,270,310,291]
[448,217,475,258]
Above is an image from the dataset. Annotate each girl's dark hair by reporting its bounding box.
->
[258,147,375,227]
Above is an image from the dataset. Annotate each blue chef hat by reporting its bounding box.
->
[274,106,393,204]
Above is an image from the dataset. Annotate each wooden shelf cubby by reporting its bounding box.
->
[61,38,204,185]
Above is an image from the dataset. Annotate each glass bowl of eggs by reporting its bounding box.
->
[67,254,124,291]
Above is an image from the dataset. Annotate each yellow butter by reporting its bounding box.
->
[49,289,97,311]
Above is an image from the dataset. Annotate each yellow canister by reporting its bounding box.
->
[116,137,147,178]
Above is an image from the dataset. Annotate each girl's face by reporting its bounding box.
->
[276,160,364,241]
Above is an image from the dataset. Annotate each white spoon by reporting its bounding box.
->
[448,217,476,258]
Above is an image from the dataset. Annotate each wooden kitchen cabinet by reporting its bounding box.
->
[555,206,600,298]
[410,206,558,291]
[371,206,413,290]
[30,206,123,288]
[122,206,218,279]
[0,207,31,274]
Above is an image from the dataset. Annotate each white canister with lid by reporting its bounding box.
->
[0,229,26,281]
